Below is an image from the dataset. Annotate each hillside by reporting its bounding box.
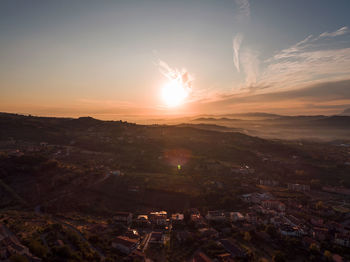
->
[191,114,350,140]
[0,112,349,215]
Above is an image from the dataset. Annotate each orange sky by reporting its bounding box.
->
[1,1,350,119]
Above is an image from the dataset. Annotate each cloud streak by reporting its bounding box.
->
[319,26,348,38]
[233,34,243,72]
[240,48,259,87]
[192,79,350,115]
[233,26,350,94]
[261,26,350,92]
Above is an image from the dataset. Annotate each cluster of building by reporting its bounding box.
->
[110,211,173,260]
[107,186,350,261]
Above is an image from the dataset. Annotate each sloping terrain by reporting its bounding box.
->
[0,113,349,214]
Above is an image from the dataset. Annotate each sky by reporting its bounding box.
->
[1,0,350,119]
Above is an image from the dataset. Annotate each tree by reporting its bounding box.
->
[9,255,29,262]
[244,231,251,242]
[52,245,75,259]
[259,259,269,262]
[28,239,48,258]
[324,250,332,261]
[315,201,324,210]
[309,243,320,254]
[266,225,277,237]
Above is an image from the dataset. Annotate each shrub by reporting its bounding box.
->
[28,239,48,258]
[9,255,29,262]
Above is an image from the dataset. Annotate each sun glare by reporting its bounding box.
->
[161,80,189,107]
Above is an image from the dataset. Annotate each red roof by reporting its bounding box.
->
[332,254,343,262]
[113,236,138,248]
[150,232,163,242]
[193,252,212,262]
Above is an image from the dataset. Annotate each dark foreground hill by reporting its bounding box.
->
[0,112,349,214]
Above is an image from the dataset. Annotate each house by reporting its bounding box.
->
[262,200,286,212]
[288,183,310,192]
[245,213,258,224]
[110,170,123,176]
[176,231,193,244]
[279,224,302,237]
[206,211,225,222]
[241,192,273,204]
[302,236,320,249]
[128,185,140,192]
[259,180,279,186]
[327,221,345,233]
[193,251,213,262]
[135,215,151,227]
[270,216,284,226]
[229,212,245,222]
[231,166,255,175]
[171,213,185,228]
[113,212,133,225]
[148,231,166,245]
[242,223,255,232]
[149,211,167,226]
[112,236,139,254]
[332,254,344,262]
[219,239,247,258]
[198,228,219,239]
[287,214,304,226]
[310,217,324,227]
[124,229,139,239]
[172,213,184,221]
[216,253,235,262]
[334,233,350,247]
[322,186,350,196]
[190,214,207,228]
[312,227,329,241]
[241,194,253,203]
[40,142,48,147]
[341,219,350,231]
[171,213,184,221]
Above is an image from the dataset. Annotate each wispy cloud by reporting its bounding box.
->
[260,26,350,92]
[231,26,350,94]
[232,0,255,87]
[232,33,260,88]
[272,34,314,60]
[233,33,243,72]
[319,26,348,38]
[217,26,350,114]
[240,48,259,87]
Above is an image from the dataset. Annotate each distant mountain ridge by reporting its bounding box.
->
[340,108,350,116]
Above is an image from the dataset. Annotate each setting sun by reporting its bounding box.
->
[161,79,189,107]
